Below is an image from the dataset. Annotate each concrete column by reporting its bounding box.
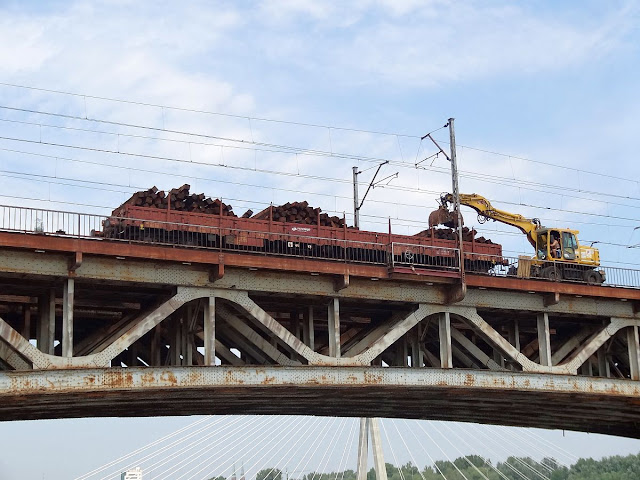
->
[37,288,55,355]
[439,312,452,368]
[370,418,388,480]
[356,418,369,480]
[537,313,551,367]
[204,296,216,366]
[62,278,74,357]
[627,326,640,381]
[328,298,340,357]
[22,305,31,340]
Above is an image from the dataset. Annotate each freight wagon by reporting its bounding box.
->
[100,186,503,275]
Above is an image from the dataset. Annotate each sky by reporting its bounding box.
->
[0,0,640,478]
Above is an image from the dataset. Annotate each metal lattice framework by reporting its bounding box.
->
[0,225,640,437]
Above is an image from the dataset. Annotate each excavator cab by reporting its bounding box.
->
[536,228,578,261]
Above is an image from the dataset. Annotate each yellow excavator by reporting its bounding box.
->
[437,193,605,284]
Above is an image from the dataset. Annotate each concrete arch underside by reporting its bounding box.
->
[1,366,639,439]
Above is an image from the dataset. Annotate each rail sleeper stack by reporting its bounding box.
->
[252,201,346,228]
[120,184,236,217]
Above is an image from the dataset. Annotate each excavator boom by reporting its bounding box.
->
[442,193,540,248]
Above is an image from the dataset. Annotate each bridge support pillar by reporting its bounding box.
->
[439,312,452,368]
[537,313,551,367]
[328,298,340,357]
[37,288,55,355]
[62,278,74,358]
[204,296,216,366]
[627,326,640,380]
[356,418,387,480]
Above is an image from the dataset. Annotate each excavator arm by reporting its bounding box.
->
[442,193,540,248]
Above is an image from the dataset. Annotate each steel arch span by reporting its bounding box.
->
[1,366,639,438]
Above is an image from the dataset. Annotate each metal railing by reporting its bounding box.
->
[465,252,640,289]
[2,204,640,289]
[390,242,460,271]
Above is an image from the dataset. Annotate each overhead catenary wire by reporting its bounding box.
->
[5,145,640,229]
[3,136,640,227]
[1,104,639,204]
[1,81,635,188]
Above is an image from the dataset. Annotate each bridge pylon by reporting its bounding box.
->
[357,418,387,480]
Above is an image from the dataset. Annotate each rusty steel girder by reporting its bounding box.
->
[1,366,640,438]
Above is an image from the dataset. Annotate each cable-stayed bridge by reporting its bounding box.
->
[0,207,640,439]
[68,415,601,480]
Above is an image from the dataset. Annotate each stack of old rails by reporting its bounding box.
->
[251,201,347,228]
[414,226,494,244]
[119,185,236,216]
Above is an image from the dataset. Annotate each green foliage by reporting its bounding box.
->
[256,468,283,480]
[254,451,640,480]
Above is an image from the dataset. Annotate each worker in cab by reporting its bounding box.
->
[550,233,561,259]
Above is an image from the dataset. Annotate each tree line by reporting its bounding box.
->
[232,452,640,480]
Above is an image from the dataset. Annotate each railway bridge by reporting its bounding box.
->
[1,206,640,438]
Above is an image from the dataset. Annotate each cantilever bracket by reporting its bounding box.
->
[334,274,349,291]
[209,256,225,282]
[543,292,560,307]
[68,251,82,274]
[444,283,466,304]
